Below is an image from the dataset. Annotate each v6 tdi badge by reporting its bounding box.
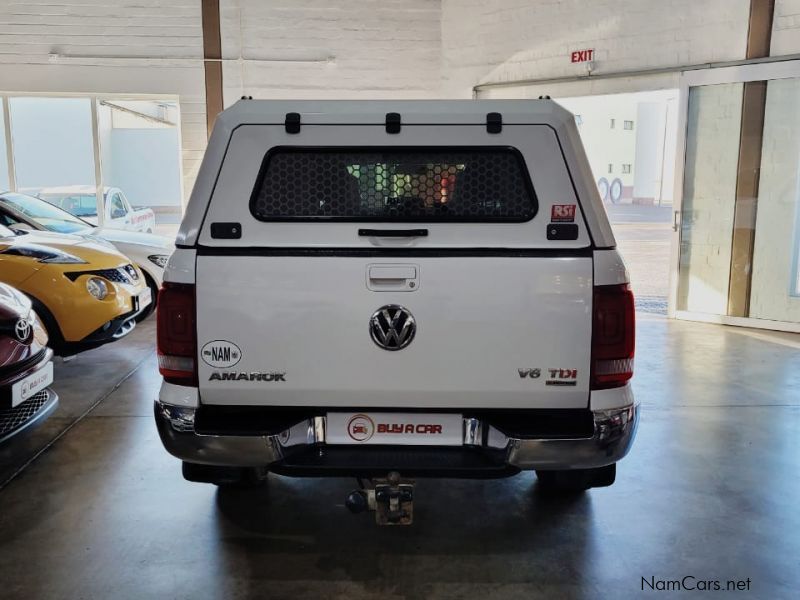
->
[201,340,242,368]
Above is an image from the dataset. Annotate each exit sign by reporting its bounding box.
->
[570,49,594,63]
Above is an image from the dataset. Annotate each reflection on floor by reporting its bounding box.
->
[0,316,798,598]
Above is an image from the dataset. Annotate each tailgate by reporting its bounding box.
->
[196,254,592,409]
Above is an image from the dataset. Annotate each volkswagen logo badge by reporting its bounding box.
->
[14,318,32,343]
[369,305,416,351]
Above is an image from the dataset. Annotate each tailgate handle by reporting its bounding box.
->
[367,264,419,292]
[358,228,428,237]
[369,266,416,281]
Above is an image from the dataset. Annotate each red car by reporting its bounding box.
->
[0,282,57,443]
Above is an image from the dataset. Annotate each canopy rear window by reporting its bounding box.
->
[249,147,538,222]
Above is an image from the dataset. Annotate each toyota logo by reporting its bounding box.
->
[369,305,416,351]
[14,318,32,343]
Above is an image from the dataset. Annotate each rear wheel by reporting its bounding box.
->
[182,462,268,489]
[535,464,616,493]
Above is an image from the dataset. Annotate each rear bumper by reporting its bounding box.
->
[155,401,638,476]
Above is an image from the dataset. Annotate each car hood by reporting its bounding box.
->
[90,227,173,251]
[0,229,130,266]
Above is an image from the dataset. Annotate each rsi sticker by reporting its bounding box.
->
[551,204,576,223]
[201,340,241,368]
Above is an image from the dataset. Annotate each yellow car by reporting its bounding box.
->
[0,223,151,355]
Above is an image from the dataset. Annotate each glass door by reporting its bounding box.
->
[670,61,800,330]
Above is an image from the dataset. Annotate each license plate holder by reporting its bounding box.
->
[134,288,152,312]
[326,412,463,446]
[10,361,53,408]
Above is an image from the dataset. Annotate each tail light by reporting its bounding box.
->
[591,283,635,390]
[157,282,197,386]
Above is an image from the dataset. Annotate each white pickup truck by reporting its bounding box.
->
[155,100,638,524]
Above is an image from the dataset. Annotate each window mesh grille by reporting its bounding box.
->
[250,148,537,221]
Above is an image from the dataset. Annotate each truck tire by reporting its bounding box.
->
[535,464,616,492]
[182,462,268,489]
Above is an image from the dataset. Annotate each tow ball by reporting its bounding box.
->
[345,471,415,525]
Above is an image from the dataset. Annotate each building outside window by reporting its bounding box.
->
[624,120,634,130]
[622,163,632,174]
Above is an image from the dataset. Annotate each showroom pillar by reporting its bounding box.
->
[202,0,224,137]
[1,98,15,192]
[727,0,775,317]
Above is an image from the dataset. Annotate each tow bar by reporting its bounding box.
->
[345,471,415,525]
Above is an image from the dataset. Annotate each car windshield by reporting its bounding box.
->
[39,193,98,218]
[1,192,93,234]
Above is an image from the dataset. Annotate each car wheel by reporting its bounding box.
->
[135,271,159,322]
[535,464,616,492]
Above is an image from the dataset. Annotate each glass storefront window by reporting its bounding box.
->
[8,97,97,204]
[96,99,182,234]
[0,96,183,236]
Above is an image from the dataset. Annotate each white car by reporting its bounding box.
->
[37,186,157,233]
[0,191,172,318]
[154,100,638,524]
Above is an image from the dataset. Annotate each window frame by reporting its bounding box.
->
[248,145,539,223]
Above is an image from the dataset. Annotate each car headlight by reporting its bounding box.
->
[86,277,109,300]
[40,251,87,264]
[148,254,169,269]
[123,264,140,281]
[3,244,88,264]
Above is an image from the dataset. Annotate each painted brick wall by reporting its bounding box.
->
[0,0,207,204]
[772,0,800,55]
[444,0,752,98]
[219,0,442,104]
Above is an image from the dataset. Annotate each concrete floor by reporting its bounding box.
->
[1,315,799,599]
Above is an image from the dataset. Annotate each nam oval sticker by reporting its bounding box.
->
[201,340,242,368]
